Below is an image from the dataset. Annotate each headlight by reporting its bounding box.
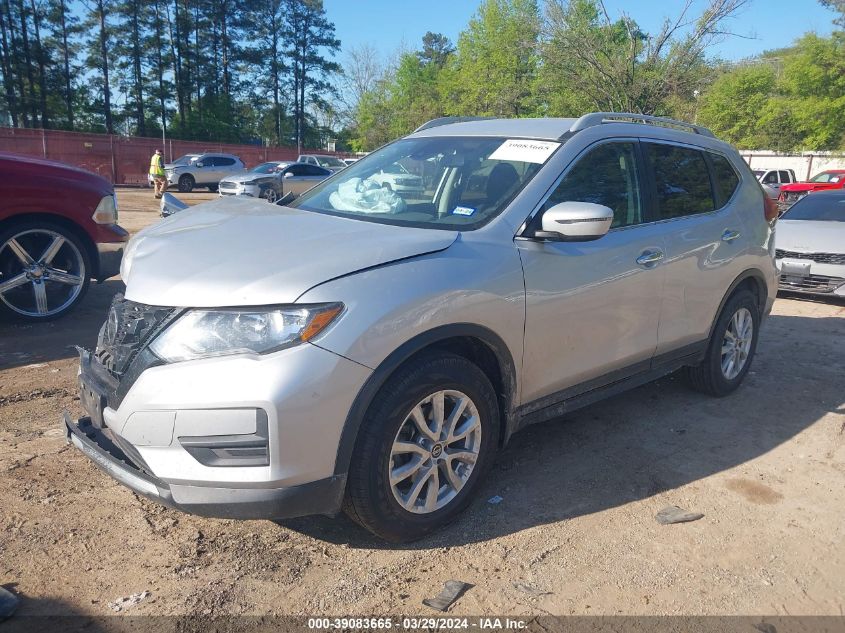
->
[93,194,118,224]
[149,303,344,362]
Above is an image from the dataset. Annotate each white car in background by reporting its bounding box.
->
[368,162,424,195]
[297,154,348,172]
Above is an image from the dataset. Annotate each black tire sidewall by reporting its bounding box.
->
[705,291,760,395]
[347,353,500,541]
[178,175,194,192]
[0,219,91,322]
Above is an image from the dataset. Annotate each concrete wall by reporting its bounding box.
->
[739,150,845,181]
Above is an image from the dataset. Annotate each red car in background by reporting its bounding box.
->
[0,152,129,321]
[778,169,845,207]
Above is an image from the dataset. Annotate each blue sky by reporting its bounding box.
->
[323,0,838,62]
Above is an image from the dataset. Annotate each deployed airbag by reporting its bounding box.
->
[329,177,407,214]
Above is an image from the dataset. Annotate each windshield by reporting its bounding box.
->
[170,154,198,166]
[810,171,845,183]
[251,162,283,174]
[291,136,555,230]
[782,194,845,222]
[317,156,347,168]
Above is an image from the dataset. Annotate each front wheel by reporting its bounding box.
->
[344,353,499,542]
[177,174,195,193]
[261,187,279,203]
[684,289,760,396]
[0,221,91,321]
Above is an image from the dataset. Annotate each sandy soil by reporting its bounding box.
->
[1,188,843,618]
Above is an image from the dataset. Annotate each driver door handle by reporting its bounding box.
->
[722,230,741,242]
[636,250,664,267]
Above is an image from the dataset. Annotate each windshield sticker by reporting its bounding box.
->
[489,139,561,164]
[452,206,476,216]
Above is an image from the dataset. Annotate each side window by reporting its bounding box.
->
[762,171,778,184]
[645,143,715,219]
[287,165,308,176]
[542,142,643,229]
[709,153,740,208]
[217,157,236,167]
[778,170,791,183]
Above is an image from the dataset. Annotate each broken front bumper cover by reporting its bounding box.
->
[62,412,346,520]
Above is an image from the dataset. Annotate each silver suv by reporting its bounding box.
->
[65,113,777,541]
[165,153,245,193]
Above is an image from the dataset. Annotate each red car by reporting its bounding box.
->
[778,169,845,206]
[0,152,129,321]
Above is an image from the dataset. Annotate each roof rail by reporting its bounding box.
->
[413,116,492,133]
[568,112,715,138]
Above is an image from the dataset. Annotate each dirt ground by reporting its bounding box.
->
[1,188,844,618]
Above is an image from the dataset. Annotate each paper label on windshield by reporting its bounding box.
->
[489,139,560,164]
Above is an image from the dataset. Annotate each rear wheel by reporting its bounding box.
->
[684,289,759,396]
[344,353,499,542]
[0,221,90,321]
[177,174,195,193]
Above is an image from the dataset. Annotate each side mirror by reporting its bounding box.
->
[195,162,204,168]
[283,172,294,179]
[536,201,613,242]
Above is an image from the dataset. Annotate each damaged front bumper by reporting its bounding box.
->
[62,412,346,520]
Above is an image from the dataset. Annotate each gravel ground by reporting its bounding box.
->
[0,189,843,618]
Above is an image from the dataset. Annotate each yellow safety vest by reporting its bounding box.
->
[149,154,165,177]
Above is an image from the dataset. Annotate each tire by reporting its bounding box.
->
[207,184,218,193]
[177,174,195,193]
[260,187,278,203]
[344,352,500,542]
[0,219,91,322]
[683,289,760,397]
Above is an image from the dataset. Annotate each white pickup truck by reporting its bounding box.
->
[753,168,797,199]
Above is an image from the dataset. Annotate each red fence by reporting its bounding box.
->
[0,127,340,185]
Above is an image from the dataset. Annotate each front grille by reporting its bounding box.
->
[779,274,845,293]
[219,181,238,190]
[776,249,845,265]
[94,294,178,377]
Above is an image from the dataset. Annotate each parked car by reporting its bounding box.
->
[343,158,359,166]
[753,168,796,199]
[65,113,776,541]
[0,152,128,321]
[367,162,425,195]
[775,189,845,297]
[165,153,245,193]
[297,154,348,172]
[778,169,845,207]
[219,162,332,203]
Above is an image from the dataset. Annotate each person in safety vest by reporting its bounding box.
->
[149,149,166,199]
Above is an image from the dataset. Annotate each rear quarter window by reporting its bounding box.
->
[708,153,740,208]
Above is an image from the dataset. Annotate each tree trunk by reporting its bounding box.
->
[167,0,184,123]
[0,5,19,126]
[57,0,74,128]
[16,0,38,125]
[130,0,145,134]
[28,0,48,128]
[96,0,113,133]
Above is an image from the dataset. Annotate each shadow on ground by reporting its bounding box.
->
[0,279,123,370]
[281,310,845,548]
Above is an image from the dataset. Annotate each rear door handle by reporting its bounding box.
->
[722,230,741,242]
[636,250,664,267]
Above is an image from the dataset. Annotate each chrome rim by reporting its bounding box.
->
[721,307,753,380]
[263,188,278,203]
[389,389,482,514]
[0,229,85,318]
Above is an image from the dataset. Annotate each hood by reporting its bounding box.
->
[775,220,845,254]
[219,171,271,184]
[122,196,458,307]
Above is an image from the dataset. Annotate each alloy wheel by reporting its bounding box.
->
[0,229,86,318]
[388,389,482,514]
[263,188,278,203]
[721,307,753,380]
